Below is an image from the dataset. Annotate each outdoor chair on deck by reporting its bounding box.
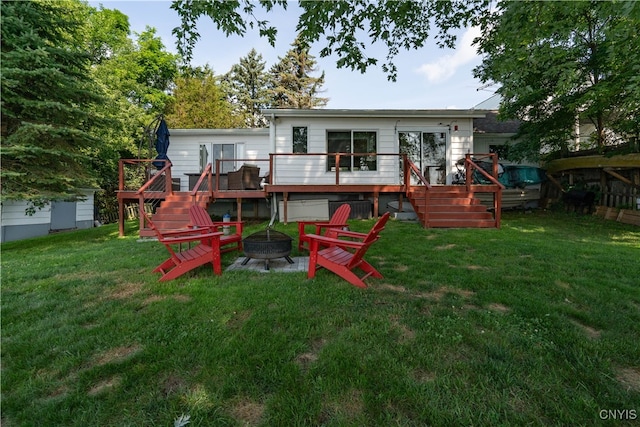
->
[188,205,244,253]
[306,212,390,289]
[297,203,351,251]
[143,212,224,281]
[227,164,261,190]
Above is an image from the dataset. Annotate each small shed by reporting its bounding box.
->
[1,189,96,243]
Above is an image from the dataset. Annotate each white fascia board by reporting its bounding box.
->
[262,108,488,119]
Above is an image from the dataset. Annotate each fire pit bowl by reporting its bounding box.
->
[242,228,294,270]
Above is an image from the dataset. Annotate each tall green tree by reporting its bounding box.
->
[171,0,491,81]
[166,66,244,128]
[85,6,131,64]
[268,37,328,108]
[86,6,180,217]
[1,0,105,206]
[474,0,640,160]
[224,49,271,127]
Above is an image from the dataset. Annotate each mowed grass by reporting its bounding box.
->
[1,210,639,426]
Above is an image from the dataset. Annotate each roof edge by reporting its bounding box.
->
[262,108,487,119]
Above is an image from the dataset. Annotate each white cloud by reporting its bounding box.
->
[415,27,481,83]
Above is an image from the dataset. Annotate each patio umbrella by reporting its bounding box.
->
[152,118,171,169]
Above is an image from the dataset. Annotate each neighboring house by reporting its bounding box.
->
[1,189,96,243]
[473,111,522,160]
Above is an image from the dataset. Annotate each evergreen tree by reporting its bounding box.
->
[268,37,328,109]
[224,49,271,127]
[166,66,244,128]
[1,0,105,206]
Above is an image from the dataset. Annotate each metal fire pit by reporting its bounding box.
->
[242,228,294,270]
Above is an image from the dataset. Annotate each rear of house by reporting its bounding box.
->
[168,109,487,190]
[127,108,505,233]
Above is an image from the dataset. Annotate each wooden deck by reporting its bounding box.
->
[118,155,504,237]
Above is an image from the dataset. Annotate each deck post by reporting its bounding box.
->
[373,192,379,219]
[118,199,125,237]
[283,192,289,224]
[118,160,125,236]
[236,197,242,221]
[138,194,145,232]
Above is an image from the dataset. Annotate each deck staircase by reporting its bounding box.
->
[139,192,209,237]
[407,185,499,228]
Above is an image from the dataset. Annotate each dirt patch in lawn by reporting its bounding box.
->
[229,399,265,426]
[415,286,475,301]
[322,389,364,422]
[615,367,640,392]
[487,303,511,313]
[390,315,415,343]
[375,283,407,293]
[226,309,253,330]
[435,243,457,250]
[109,282,144,300]
[161,373,188,397]
[88,375,122,396]
[295,338,326,372]
[90,344,143,368]
[412,369,437,383]
[570,319,601,339]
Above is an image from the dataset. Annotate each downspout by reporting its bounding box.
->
[269,113,278,222]
[270,113,277,153]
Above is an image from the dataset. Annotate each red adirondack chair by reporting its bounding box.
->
[143,212,224,281]
[297,203,351,251]
[306,212,390,288]
[188,205,244,253]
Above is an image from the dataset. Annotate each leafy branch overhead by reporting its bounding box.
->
[474,0,640,160]
[171,0,490,81]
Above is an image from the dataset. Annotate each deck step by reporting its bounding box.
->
[426,212,494,220]
[426,219,497,228]
[142,192,210,236]
[416,200,487,212]
[407,185,500,228]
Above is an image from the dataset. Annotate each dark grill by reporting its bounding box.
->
[242,229,294,270]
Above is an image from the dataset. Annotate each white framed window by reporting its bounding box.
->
[293,126,308,153]
[327,130,377,171]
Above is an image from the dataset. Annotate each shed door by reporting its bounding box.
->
[51,201,76,230]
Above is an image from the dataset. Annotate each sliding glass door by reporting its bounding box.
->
[399,131,447,184]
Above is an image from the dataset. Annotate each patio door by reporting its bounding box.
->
[399,131,447,184]
[201,143,245,174]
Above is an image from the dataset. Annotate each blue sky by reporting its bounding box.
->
[91,0,497,109]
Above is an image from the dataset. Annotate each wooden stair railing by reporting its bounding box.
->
[190,163,214,204]
[404,154,504,229]
[137,162,211,238]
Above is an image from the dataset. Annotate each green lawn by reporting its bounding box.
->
[2,210,639,426]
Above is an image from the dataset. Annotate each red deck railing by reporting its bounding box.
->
[118,153,504,234]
